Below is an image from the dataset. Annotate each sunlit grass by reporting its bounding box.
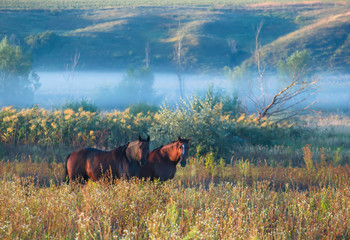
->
[0,159,349,239]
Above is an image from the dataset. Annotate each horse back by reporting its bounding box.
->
[67,147,117,181]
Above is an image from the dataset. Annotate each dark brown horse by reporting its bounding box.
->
[139,137,190,181]
[65,136,150,182]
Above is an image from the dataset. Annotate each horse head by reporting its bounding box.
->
[137,135,150,166]
[177,136,190,167]
[126,135,150,167]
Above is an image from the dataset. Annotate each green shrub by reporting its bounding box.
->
[128,103,159,115]
[60,99,98,113]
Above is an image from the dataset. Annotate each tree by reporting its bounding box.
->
[174,21,185,99]
[0,36,40,107]
[248,24,318,121]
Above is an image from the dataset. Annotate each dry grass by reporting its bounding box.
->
[0,159,349,239]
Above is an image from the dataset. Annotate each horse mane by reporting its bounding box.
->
[113,142,129,157]
[151,140,177,153]
[152,138,189,152]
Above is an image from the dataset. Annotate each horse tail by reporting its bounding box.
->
[64,153,71,184]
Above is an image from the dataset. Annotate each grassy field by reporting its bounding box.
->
[0,103,349,238]
[0,157,349,239]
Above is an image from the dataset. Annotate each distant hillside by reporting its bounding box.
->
[242,7,350,72]
[0,2,349,72]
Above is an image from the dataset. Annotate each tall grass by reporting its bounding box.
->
[0,159,349,239]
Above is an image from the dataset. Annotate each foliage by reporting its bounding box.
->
[128,103,159,115]
[0,106,152,148]
[0,37,40,107]
[25,31,59,52]
[0,98,303,160]
[60,99,99,113]
[149,89,299,157]
[278,49,311,78]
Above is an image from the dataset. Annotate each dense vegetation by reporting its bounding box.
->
[1,97,349,239]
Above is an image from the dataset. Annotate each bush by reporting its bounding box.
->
[60,99,99,113]
[128,103,159,115]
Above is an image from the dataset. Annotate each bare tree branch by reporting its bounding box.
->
[247,23,319,121]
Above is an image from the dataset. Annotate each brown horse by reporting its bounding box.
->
[139,137,190,181]
[65,136,150,182]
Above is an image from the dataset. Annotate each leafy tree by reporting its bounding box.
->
[0,36,40,106]
[278,50,311,78]
[25,31,59,55]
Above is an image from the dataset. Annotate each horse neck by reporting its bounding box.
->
[126,140,139,162]
[160,143,179,163]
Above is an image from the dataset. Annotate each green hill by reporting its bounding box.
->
[0,2,349,72]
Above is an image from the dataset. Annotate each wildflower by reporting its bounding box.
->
[237,114,245,123]
[2,106,13,111]
[3,116,11,122]
[64,109,74,116]
[261,122,268,127]
[51,122,57,129]
[30,124,36,131]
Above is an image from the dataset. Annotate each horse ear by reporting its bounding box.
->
[178,136,181,142]
[139,136,142,141]
[147,135,150,142]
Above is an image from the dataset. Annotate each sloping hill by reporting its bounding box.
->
[243,8,350,71]
[0,3,348,72]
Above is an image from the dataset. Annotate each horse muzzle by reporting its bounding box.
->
[180,155,187,167]
[140,157,146,167]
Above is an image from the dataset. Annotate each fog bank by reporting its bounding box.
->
[18,71,350,113]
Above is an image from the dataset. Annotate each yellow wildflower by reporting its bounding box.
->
[30,124,36,131]
[2,106,13,111]
[64,109,74,116]
[261,122,268,127]
[3,116,10,122]
[237,114,245,123]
